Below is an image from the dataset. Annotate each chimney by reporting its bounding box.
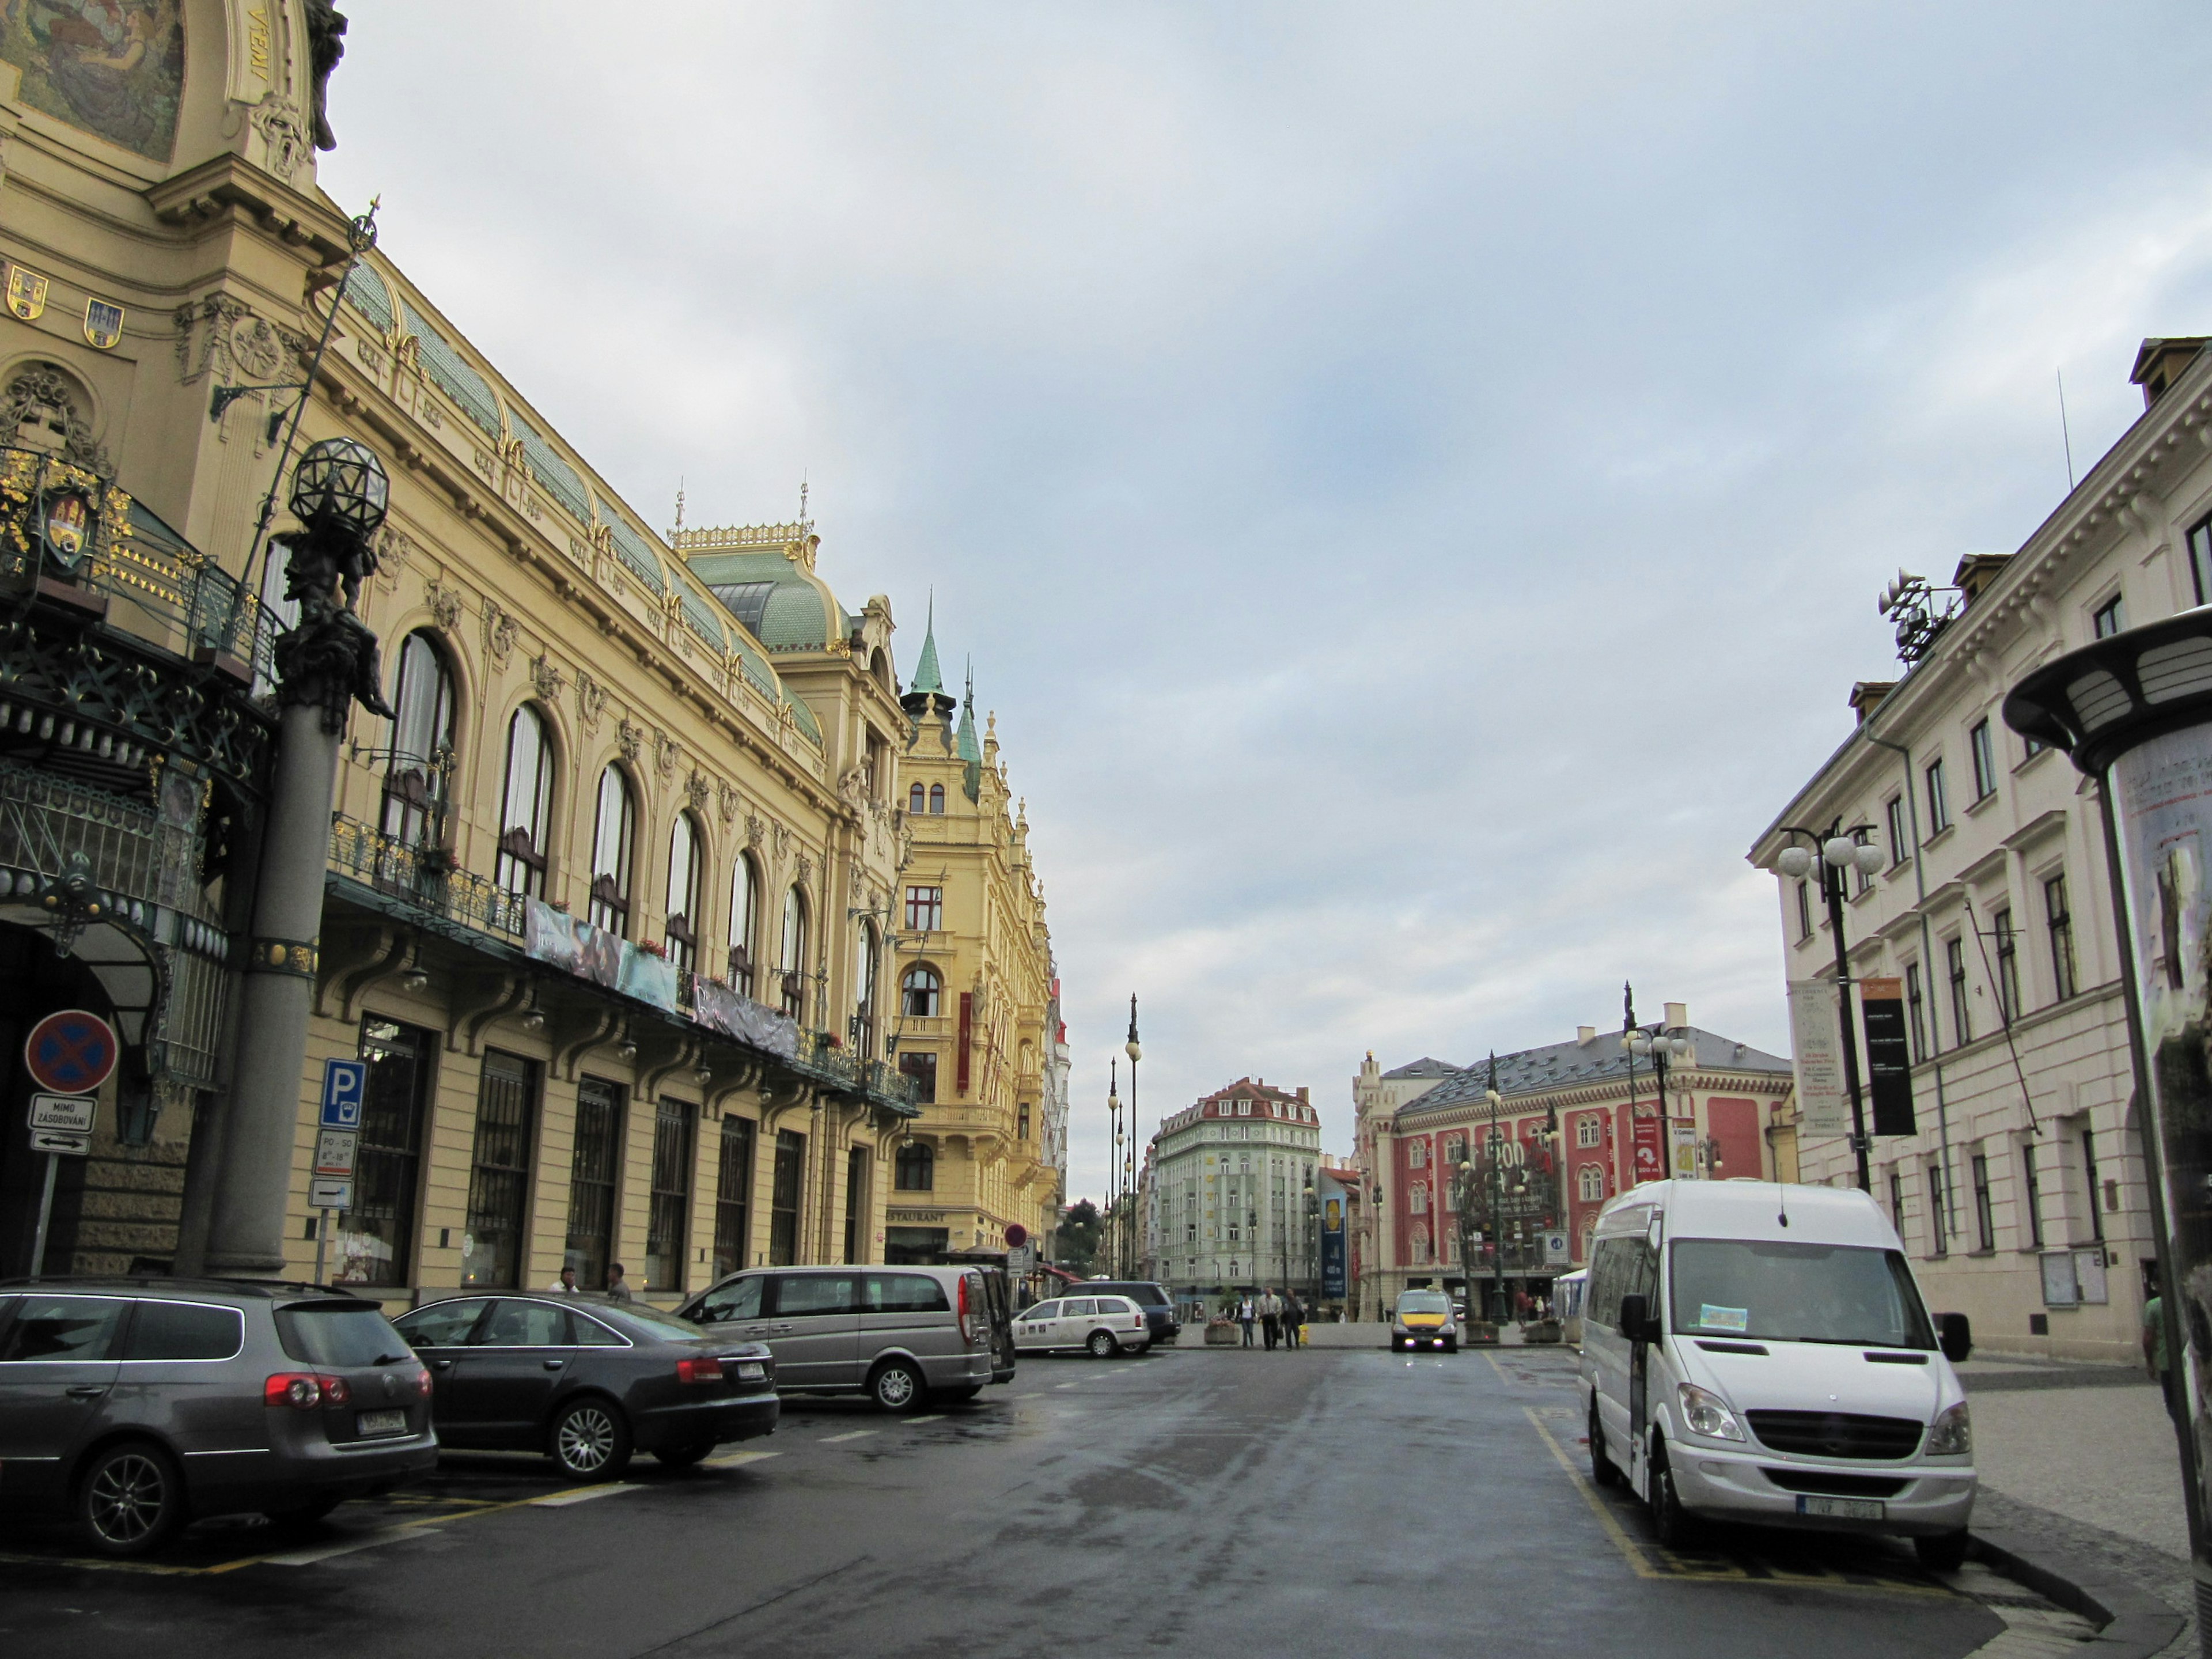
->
[1665,1001,1688,1030]
[2131,337,2209,409]
[1952,552,2012,608]
[1848,681,1896,725]
[1297,1086,1309,1104]
[1577,1025,1596,1044]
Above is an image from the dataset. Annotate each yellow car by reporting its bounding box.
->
[1392,1289,1459,1353]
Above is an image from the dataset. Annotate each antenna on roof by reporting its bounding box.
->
[2057,368,2075,491]
[673,477,684,534]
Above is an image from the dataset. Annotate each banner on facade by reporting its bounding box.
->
[693,975,800,1059]
[525,899,679,1012]
[1859,975,1917,1136]
[1317,1171,1348,1298]
[1787,979,1851,1137]
[1630,1113,1664,1185]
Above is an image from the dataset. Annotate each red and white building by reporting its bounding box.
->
[1350,1004,1794,1318]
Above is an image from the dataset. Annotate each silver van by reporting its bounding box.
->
[677,1265,1012,1412]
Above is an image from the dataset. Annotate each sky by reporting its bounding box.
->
[319,2,2212,1198]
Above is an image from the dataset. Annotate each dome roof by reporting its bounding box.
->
[689,548,843,652]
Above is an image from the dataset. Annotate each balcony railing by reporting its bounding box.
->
[328,816,528,938]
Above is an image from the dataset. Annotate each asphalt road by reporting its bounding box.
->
[0,1344,2013,1658]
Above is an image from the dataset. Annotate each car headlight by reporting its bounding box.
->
[1926,1401,1971,1456]
[1676,1382,1745,1442]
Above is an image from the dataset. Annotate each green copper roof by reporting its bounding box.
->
[506,407,589,524]
[345,264,396,335]
[688,550,837,649]
[596,499,665,594]
[399,300,502,440]
[911,594,943,695]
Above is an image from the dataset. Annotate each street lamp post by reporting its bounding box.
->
[1486,1052,1505,1323]
[1774,823,1888,1192]
[1106,1059,1120,1278]
[1124,995,1141,1279]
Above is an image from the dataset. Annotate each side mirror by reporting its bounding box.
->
[1937,1312,1972,1363]
[1618,1293,1651,1343]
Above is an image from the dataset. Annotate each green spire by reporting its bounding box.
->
[910,590,942,696]
[958,658,983,800]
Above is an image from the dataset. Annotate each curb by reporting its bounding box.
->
[1969,1525,2185,1656]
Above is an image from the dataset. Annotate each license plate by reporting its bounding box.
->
[355,1410,408,1437]
[1796,1494,1884,1521]
[735,1362,766,1381]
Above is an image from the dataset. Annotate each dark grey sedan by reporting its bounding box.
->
[392,1295,777,1479]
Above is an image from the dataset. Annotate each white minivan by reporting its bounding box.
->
[1581,1180,1976,1569]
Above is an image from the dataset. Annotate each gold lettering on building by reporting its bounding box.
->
[248,9,271,79]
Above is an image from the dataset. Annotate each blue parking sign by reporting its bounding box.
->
[320,1058,368,1130]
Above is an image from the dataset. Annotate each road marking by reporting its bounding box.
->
[1054,1382,1082,1390]
[262,1524,446,1566]
[704,1449,782,1469]
[1523,1407,1661,1580]
[0,1550,206,1577]
[820,1430,877,1444]
[1483,1351,1510,1384]
[906,1415,945,1425]
[531,1483,643,1508]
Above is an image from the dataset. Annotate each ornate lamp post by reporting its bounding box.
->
[1123,995,1141,1279]
[1106,1059,1120,1276]
[1772,824,1888,1191]
[204,435,396,1274]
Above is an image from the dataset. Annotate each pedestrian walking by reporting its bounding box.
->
[606,1262,635,1302]
[547,1264,580,1294]
[2146,1268,2177,1419]
[1283,1291,1304,1348]
[1238,1294,1256,1347]
[1260,1287,1282,1350]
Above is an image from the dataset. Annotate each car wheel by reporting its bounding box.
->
[653,1441,715,1468]
[1589,1403,1623,1490]
[870,1359,926,1412]
[1086,1330,1118,1359]
[550,1396,633,1480]
[1648,1445,1694,1550]
[1914,1531,1970,1573]
[77,1441,186,1557]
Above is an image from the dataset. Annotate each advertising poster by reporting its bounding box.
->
[1630,1114,1664,1184]
[1788,979,1851,1137]
[1669,1120,1699,1179]
[1859,975,1916,1136]
[1317,1170,1348,1299]
[525,899,679,1013]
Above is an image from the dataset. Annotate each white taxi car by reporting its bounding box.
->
[1014,1294,1152,1358]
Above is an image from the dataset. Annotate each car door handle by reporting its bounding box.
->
[543,1359,565,1370]
[65,1385,107,1399]
[429,1359,454,1370]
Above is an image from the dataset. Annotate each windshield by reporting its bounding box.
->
[1669,1239,1934,1348]
[276,1303,413,1366]
[1397,1291,1449,1315]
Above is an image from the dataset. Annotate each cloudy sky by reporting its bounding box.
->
[321,3,2212,1194]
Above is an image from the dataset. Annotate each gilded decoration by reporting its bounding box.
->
[0,0,184,163]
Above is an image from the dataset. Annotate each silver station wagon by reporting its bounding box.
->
[679,1265,1013,1412]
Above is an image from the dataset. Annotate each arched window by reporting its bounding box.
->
[495,705,554,898]
[1407,1141,1427,1169]
[382,631,456,847]
[1578,1164,1605,1203]
[589,766,635,934]
[729,854,760,996]
[928,783,944,814]
[909,782,925,814]
[779,886,808,1020]
[895,1141,934,1191]
[853,921,878,1055]
[665,812,703,971]
[902,964,941,1018]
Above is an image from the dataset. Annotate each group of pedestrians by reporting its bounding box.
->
[1230,1288,1306,1350]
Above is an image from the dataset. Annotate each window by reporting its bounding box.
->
[709,1116,754,1280]
[0,1295,124,1362]
[1969,719,1997,802]
[1888,1170,1906,1240]
[382,632,455,846]
[906,885,944,932]
[1927,1160,1948,1256]
[853,922,879,1055]
[2081,1127,2104,1244]
[1578,1164,1605,1202]
[868,1273,949,1313]
[463,1050,539,1289]
[646,1098,695,1291]
[2093,593,2127,638]
[1796,879,1813,941]
[341,1017,435,1287]
[929,783,944,814]
[901,964,942,1017]
[495,706,554,897]
[1407,1141,1427,1169]
[1885,795,1908,865]
[566,1077,623,1290]
[2046,875,2077,1002]
[2191,516,2212,608]
[895,1141,935,1191]
[665,813,703,971]
[1925,756,1950,835]
[1018,1101,1031,1139]
[908,782,925,814]
[125,1301,244,1362]
[897,1050,938,1103]
[730,855,761,996]
[2021,1142,2044,1248]
[588,766,635,934]
[1576,1116,1601,1149]
[779,887,808,1020]
[1946,935,1971,1046]
[1993,907,2019,1024]
[1905,962,1927,1062]
[1965,1152,1994,1252]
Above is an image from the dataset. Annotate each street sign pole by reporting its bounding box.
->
[28,1152,59,1283]
[313,1207,329,1286]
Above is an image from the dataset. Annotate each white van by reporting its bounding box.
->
[1580,1180,1975,1569]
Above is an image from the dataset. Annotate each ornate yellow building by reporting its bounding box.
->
[880,627,1061,1261]
[0,2,1060,1297]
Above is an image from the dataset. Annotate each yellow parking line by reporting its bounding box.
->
[1523,1407,1661,1580]
[704,1449,781,1469]
[819,1430,876,1444]
[1484,1352,1510,1384]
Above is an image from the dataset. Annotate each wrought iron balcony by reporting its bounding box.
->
[327,816,528,939]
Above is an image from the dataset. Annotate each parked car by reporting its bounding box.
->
[1082,1279,1181,1346]
[1013,1294,1152,1357]
[677,1265,1010,1411]
[1392,1288,1460,1352]
[0,1278,437,1556]
[391,1294,777,1479]
[1581,1179,1976,1570]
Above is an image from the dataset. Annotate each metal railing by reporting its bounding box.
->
[328,816,528,938]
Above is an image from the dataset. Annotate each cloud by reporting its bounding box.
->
[319,1,2212,1198]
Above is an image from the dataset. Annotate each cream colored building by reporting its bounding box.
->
[0,2,1061,1298]
[1141,1077,1322,1310]
[878,631,1060,1262]
[1751,336,2212,1363]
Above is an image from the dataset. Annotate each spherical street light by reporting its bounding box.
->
[1776,844,1814,878]
[289,435,389,537]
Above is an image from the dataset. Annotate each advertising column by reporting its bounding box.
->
[2006,611,2212,1646]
